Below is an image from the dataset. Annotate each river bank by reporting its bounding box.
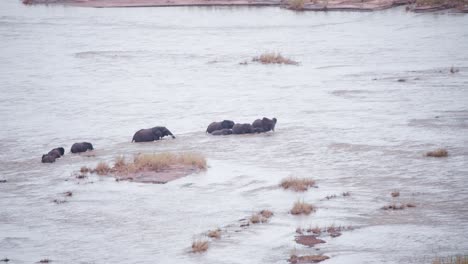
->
[22,0,468,12]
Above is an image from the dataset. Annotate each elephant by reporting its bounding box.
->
[41,147,65,163]
[211,129,233,136]
[232,123,254,134]
[71,142,94,153]
[206,120,235,134]
[41,154,56,163]
[48,147,65,159]
[252,117,277,133]
[132,126,175,142]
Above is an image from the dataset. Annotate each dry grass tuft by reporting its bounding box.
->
[38,259,51,263]
[382,203,405,210]
[93,162,111,175]
[280,177,315,192]
[426,148,448,157]
[80,166,91,173]
[391,191,400,197]
[433,255,468,264]
[260,209,274,219]
[253,52,299,65]
[87,153,207,177]
[191,239,209,253]
[291,201,315,215]
[250,209,274,224]
[286,0,306,10]
[207,229,221,239]
[133,153,207,172]
[289,254,330,263]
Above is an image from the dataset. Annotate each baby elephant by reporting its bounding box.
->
[71,142,94,153]
[252,117,277,133]
[132,126,175,142]
[211,129,233,136]
[206,120,235,134]
[41,147,65,163]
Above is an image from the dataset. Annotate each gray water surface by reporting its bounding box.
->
[1,2,467,263]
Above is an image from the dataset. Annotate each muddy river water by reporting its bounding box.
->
[1,2,467,263]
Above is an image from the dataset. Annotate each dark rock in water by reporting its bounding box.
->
[0,180,7,183]
[397,78,406,82]
[0,257,10,262]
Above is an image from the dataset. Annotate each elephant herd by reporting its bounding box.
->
[206,117,277,135]
[41,117,277,163]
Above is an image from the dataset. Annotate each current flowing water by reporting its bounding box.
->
[0,2,467,263]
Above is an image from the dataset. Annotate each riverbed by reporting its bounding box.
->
[0,2,467,263]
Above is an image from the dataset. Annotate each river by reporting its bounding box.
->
[0,2,467,263]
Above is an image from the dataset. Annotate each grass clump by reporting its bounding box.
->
[426,148,448,157]
[291,201,315,215]
[207,229,221,239]
[133,153,207,171]
[94,162,111,175]
[391,191,400,197]
[191,239,209,253]
[286,0,306,10]
[289,254,329,263]
[253,52,299,65]
[433,255,468,264]
[280,177,315,192]
[250,209,274,224]
[88,152,207,176]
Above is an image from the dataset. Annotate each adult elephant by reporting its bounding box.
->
[41,147,65,163]
[132,126,175,142]
[71,142,94,153]
[252,117,277,133]
[206,120,235,134]
[232,123,255,134]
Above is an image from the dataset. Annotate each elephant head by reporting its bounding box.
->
[252,117,277,133]
[152,126,175,139]
[221,120,235,129]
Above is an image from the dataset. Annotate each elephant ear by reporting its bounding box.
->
[221,120,230,129]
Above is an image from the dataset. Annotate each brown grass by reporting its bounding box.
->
[207,229,221,239]
[426,148,448,157]
[280,177,315,192]
[291,201,315,215]
[253,52,299,65]
[391,191,400,197]
[289,254,330,263]
[80,166,91,173]
[94,162,111,175]
[38,259,51,263]
[191,239,209,253]
[433,255,468,264]
[88,152,207,176]
[415,0,465,7]
[249,209,274,224]
[286,0,306,10]
[260,209,274,218]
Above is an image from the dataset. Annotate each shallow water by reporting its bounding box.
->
[1,2,468,263]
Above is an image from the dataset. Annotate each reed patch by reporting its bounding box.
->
[280,177,315,192]
[426,148,448,157]
[291,201,315,215]
[253,52,299,65]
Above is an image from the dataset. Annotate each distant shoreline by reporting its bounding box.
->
[22,0,468,13]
